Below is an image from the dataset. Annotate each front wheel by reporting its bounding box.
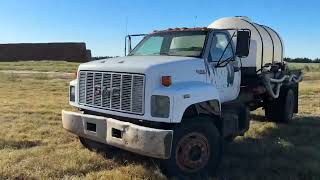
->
[161,117,222,178]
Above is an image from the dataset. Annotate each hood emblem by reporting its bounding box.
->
[118,60,125,64]
[94,85,102,96]
[103,87,121,97]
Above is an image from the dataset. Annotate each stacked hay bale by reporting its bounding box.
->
[0,42,91,62]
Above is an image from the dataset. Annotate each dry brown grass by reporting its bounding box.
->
[0,61,79,73]
[0,67,319,179]
[0,73,167,180]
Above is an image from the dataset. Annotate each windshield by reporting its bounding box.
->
[129,31,207,57]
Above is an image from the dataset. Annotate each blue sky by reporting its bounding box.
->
[0,0,319,58]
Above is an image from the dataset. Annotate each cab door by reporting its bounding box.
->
[205,31,241,103]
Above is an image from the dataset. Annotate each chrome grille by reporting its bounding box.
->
[78,71,145,114]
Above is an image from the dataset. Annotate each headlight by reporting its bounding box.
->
[151,95,170,118]
[70,86,75,102]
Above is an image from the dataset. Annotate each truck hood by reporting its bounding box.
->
[78,56,201,74]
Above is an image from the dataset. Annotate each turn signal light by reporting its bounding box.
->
[161,76,172,87]
[74,70,78,79]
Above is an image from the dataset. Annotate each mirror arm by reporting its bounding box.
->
[216,56,234,68]
[124,34,148,56]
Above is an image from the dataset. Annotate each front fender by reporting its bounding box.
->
[152,81,221,123]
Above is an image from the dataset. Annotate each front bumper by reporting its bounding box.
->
[61,110,173,159]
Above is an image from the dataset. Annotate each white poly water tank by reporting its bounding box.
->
[208,16,284,71]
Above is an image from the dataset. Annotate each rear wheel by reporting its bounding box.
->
[265,88,295,123]
[161,117,222,178]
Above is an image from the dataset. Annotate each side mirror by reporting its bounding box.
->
[128,36,132,53]
[124,35,132,56]
[235,30,251,58]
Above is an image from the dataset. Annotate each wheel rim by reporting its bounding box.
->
[175,132,210,173]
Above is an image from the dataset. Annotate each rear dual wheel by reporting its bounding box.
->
[265,88,295,123]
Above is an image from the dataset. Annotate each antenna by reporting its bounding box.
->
[125,16,128,35]
[124,17,128,56]
[194,16,197,27]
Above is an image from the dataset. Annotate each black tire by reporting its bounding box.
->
[79,137,115,152]
[224,135,237,142]
[265,88,295,123]
[161,117,222,178]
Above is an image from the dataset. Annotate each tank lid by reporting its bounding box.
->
[235,16,252,22]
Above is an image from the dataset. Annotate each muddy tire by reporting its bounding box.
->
[161,117,222,178]
[265,88,295,123]
[79,137,115,152]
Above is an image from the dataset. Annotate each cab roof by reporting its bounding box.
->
[150,27,210,34]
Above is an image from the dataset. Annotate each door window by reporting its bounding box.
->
[208,33,233,62]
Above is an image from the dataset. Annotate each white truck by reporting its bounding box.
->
[62,16,303,177]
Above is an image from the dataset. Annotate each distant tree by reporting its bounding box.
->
[284,57,319,63]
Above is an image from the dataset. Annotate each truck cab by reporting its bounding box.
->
[62,17,302,177]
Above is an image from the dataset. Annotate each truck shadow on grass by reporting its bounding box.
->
[86,143,166,178]
[79,137,161,173]
[217,115,320,179]
[89,115,320,179]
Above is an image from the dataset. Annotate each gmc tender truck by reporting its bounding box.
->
[62,17,303,177]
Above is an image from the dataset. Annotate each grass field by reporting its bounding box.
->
[0,61,79,73]
[0,62,319,179]
[288,62,320,72]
